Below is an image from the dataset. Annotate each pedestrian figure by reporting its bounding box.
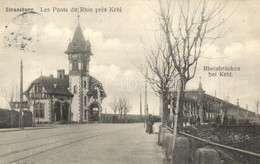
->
[215,115,221,125]
[197,116,201,125]
[190,115,196,126]
[223,115,228,126]
[146,114,154,134]
[230,116,236,125]
[215,115,221,130]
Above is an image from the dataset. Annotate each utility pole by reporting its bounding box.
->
[140,93,143,119]
[144,70,148,117]
[19,59,24,129]
[246,104,248,117]
[236,99,239,126]
[214,90,216,121]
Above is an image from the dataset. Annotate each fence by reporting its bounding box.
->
[0,108,32,128]
[100,114,145,123]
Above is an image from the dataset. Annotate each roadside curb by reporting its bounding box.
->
[0,127,56,133]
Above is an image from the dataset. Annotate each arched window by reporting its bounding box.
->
[73,85,77,94]
[84,80,87,89]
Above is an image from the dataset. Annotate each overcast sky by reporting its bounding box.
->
[0,0,260,114]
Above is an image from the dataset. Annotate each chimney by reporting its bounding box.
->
[57,69,65,79]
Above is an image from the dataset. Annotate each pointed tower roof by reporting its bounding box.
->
[72,24,85,43]
[65,23,92,55]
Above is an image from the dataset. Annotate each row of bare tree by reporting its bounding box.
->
[109,97,132,123]
[140,0,232,130]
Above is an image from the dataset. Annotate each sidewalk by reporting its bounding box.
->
[125,123,166,164]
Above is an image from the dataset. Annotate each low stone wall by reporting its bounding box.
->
[194,146,221,164]
[158,126,235,164]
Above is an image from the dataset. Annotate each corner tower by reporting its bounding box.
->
[65,22,92,122]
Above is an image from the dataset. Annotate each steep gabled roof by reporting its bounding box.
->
[25,75,105,99]
[88,76,106,99]
[24,75,73,97]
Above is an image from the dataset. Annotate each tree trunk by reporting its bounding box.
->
[120,111,122,123]
[177,80,186,131]
[162,90,169,125]
[159,94,163,123]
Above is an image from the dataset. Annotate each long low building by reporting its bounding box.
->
[168,80,255,124]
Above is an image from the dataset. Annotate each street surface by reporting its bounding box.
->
[0,123,165,164]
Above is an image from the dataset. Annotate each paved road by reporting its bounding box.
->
[0,123,165,164]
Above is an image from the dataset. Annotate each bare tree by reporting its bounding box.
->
[157,0,231,130]
[109,97,132,123]
[110,98,118,115]
[122,97,132,123]
[140,38,177,124]
[1,86,19,108]
[1,86,19,128]
[118,97,124,121]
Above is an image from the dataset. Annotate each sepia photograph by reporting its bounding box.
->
[0,0,260,163]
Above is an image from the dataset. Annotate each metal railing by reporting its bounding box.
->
[163,125,260,159]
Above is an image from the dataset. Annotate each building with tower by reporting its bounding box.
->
[24,20,106,124]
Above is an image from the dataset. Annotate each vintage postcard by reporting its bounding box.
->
[0,0,259,163]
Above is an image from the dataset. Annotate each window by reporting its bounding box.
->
[83,61,86,71]
[30,84,44,98]
[69,63,72,71]
[34,84,42,93]
[72,61,78,70]
[84,80,87,89]
[73,85,77,94]
[93,89,98,99]
[35,103,44,118]
[84,96,87,106]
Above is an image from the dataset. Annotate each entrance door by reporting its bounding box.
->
[89,103,99,122]
[54,102,61,122]
[62,102,69,122]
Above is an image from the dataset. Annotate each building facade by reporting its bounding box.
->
[24,22,106,124]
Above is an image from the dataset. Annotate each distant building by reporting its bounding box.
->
[168,79,254,123]
[24,21,106,123]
